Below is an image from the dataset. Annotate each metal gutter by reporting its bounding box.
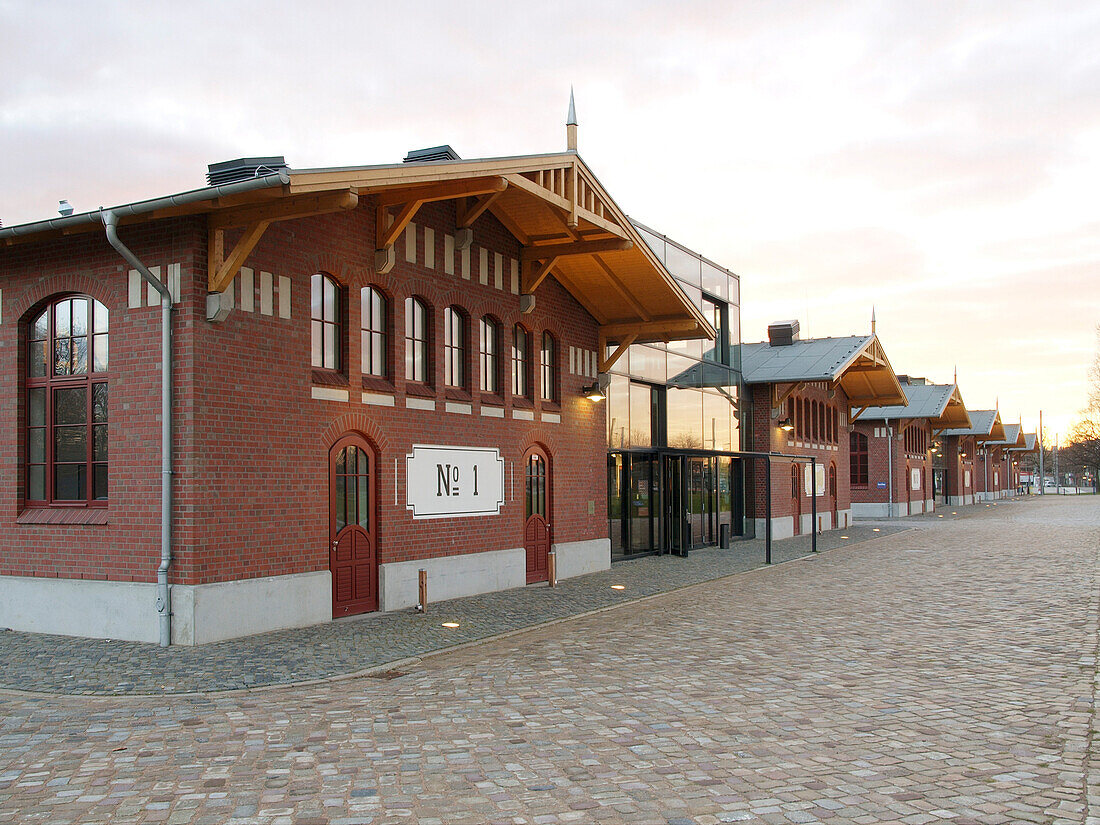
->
[0,171,290,241]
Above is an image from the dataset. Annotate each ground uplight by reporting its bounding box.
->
[441,622,460,628]
[611,584,626,590]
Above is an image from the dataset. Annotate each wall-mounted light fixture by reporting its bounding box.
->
[778,416,794,432]
[581,373,610,402]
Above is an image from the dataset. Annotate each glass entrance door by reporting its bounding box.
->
[662,455,686,555]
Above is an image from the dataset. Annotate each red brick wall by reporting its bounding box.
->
[0,220,202,582]
[1,201,608,587]
[943,434,976,499]
[747,382,850,523]
[850,419,934,509]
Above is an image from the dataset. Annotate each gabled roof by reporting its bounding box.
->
[1010,432,1039,453]
[940,409,1005,442]
[740,334,907,407]
[987,423,1026,448]
[0,152,713,348]
[857,381,970,429]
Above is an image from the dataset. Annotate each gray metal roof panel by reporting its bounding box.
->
[987,423,1022,446]
[741,335,873,384]
[858,383,954,420]
[941,409,997,437]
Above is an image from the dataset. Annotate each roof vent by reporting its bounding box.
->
[207,156,288,186]
[403,145,462,163]
[767,320,800,347]
[58,199,74,217]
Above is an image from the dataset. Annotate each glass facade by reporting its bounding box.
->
[606,221,746,560]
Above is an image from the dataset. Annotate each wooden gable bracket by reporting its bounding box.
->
[456,188,506,231]
[849,404,870,423]
[375,177,508,274]
[597,331,638,373]
[207,189,359,293]
[521,256,559,294]
[771,382,806,418]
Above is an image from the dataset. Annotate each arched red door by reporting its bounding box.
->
[329,435,378,616]
[791,464,802,536]
[828,463,838,529]
[524,449,551,583]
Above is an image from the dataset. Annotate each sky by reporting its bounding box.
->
[2,0,1098,440]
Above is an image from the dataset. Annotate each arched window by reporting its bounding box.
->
[811,400,820,441]
[540,332,557,402]
[443,307,466,389]
[828,463,837,498]
[404,297,429,383]
[311,273,341,370]
[26,295,109,504]
[800,398,808,439]
[831,407,838,443]
[479,316,500,394]
[512,324,530,399]
[360,286,388,378]
[850,431,869,486]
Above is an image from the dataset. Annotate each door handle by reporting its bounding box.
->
[331,540,338,550]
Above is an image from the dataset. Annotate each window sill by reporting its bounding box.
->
[540,400,562,413]
[444,387,472,402]
[512,396,534,410]
[362,375,394,393]
[479,392,505,407]
[312,368,349,388]
[405,381,436,399]
[17,508,109,526]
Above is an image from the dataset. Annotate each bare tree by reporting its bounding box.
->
[1066,326,1100,491]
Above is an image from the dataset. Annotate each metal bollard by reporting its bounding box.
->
[417,568,427,613]
[548,550,557,588]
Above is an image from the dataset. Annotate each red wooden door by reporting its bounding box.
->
[330,436,378,616]
[524,450,550,583]
[828,464,837,529]
[791,464,802,536]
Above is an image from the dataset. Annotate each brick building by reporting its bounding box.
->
[0,147,713,645]
[741,322,906,539]
[938,410,1006,505]
[983,423,1026,499]
[850,377,969,518]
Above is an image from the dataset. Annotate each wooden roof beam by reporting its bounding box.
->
[374,176,507,209]
[600,318,704,340]
[209,189,358,231]
[772,382,806,417]
[521,237,633,262]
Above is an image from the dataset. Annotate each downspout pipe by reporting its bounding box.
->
[101,209,174,648]
[886,421,894,518]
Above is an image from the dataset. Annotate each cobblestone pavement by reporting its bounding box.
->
[1,495,1097,825]
[0,523,911,697]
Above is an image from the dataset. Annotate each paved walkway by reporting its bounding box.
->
[1,495,1097,825]
[0,522,910,697]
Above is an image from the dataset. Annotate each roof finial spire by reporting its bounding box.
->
[871,305,876,335]
[566,87,578,152]
[953,364,958,384]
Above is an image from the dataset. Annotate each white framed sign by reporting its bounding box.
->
[406,445,505,519]
[804,463,826,496]
[911,468,921,491]
[964,470,971,488]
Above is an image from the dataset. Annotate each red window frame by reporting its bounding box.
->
[25,295,109,508]
[443,306,467,389]
[360,285,388,379]
[479,316,500,394]
[404,296,430,384]
[850,431,869,487]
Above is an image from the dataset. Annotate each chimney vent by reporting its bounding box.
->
[207,156,288,186]
[58,199,74,217]
[403,145,462,163]
[767,320,800,347]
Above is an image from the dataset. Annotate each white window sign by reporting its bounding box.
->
[406,445,505,519]
[964,470,971,488]
[911,468,921,491]
[804,463,826,496]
